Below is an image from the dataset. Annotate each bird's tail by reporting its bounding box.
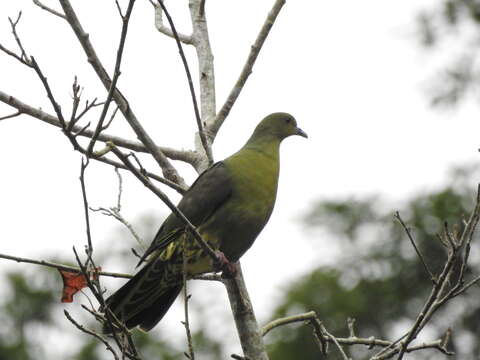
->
[103,259,182,333]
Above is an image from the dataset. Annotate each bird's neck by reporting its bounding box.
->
[242,134,282,160]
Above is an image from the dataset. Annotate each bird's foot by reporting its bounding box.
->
[214,250,238,278]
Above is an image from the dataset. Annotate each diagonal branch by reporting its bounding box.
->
[64,310,120,360]
[33,0,66,19]
[58,0,187,188]
[0,90,200,168]
[208,0,286,139]
[107,142,218,263]
[87,0,135,156]
[394,212,436,283]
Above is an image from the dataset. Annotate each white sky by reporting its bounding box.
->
[1,0,479,353]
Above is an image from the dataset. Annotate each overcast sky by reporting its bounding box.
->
[1,0,479,351]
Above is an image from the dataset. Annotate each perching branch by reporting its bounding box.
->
[223,264,269,360]
[182,235,195,360]
[107,143,219,264]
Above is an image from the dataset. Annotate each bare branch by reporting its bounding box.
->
[375,188,480,360]
[0,12,31,65]
[33,0,66,19]
[223,265,269,360]
[64,310,120,360]
[157,0,214,166]
[0,110,22,121]
[30,56,67,128]
[87,0,135,156]
[192,273,222,281]
[107,142,219,263]
[209,0,286,138]
[0,252,132,279]
[79,159,94,255]
[151,2,193,44]
[395,211,436,283]
[8,12,29,63]
[0,90,200,171]
[95,155,186,194]
[58,0,188,187]
[182,235,195,360]
[90,168,147,250]
[188,0,216,172]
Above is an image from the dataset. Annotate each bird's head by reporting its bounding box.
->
[253,112,308,141]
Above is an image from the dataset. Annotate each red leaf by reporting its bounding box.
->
[58,268,100,303]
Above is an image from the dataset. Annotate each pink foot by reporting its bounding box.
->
[214,251,238,278]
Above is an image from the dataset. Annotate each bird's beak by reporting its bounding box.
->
[295,127,308,138]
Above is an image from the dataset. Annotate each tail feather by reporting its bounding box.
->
[103,259,182,332]
[137,284,182,331]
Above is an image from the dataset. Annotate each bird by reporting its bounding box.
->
[104,112,307,332]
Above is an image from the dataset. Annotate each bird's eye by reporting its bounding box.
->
[285,118,291,124]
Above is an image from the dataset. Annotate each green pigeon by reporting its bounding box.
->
[104,112,307,332]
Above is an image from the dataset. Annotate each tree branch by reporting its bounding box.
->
[223,265,269,360]
[0,91,200,168]
[0,110,22,121]
[58,0,187,188]
[87,0,135,156]
[157,0,213,167]
[107,143,219,263]
[0,252,132,279]
[188,0,216,171]
[64,310,120,360]
[33,0,66,19]
[151,1,193,44]
[208,0,286,138]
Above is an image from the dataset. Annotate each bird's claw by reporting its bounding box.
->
[214,251,238,278]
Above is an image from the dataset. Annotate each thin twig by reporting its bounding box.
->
[395,212,436,283]
[30,56,67,128]
[0,252,132,278]
[182,234,195,360]
[79,158,93,255]
[33,0,66,19]
[151,2,193,44]
[8,12,29,63]
[90,167,146,250]
[0,89,200,171]
[0,111,22,120]
[157,0,213,165]
[58,0,187,187]
[319,322,351,360]
[64,310,120,360]
[87,0,135,156]
[209,0,286,138]
[107,143,219,263]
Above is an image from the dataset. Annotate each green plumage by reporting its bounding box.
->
[104,112,307,332]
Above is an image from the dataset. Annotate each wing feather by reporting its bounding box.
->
[138,162,232,265]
